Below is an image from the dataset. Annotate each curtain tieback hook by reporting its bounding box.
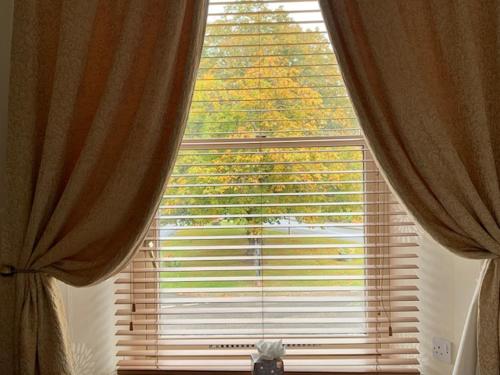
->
[0,265,39,276]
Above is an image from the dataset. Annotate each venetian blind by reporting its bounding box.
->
[115,0,420,373]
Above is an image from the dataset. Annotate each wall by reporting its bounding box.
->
[418,232,482,375]
[59,281,117,375]
[58,235,482,375]
[59,226,482,375]
[0,3,483,374]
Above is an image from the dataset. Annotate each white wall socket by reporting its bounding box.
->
[432,337,452,364]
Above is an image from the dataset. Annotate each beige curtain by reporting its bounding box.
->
[319,1,500,374]
[0,1,207,374]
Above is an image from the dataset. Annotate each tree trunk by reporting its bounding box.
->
[247,235,262,286]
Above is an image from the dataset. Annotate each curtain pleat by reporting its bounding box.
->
[319,1,500,374]
[0,1,208,373]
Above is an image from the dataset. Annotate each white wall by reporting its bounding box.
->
[59,236,482,375]
[59,227,483,375]
[418,232,482,375]
[59,281,117,375]
[0,3,483,374]
[55,232,480,375]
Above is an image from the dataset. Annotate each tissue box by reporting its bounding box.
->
[252,358,284,375]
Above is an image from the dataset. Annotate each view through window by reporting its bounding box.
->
[116,0,419,372]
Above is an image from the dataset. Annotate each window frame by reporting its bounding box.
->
[118,369,419,375]
[117,1,418,369]
[118,136,418,374]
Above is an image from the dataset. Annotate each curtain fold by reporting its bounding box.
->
[0,1,208,373]
[319,1,500,374]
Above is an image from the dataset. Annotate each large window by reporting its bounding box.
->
[115,1,419,373]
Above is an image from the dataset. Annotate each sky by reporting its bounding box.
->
[207,0,328,32]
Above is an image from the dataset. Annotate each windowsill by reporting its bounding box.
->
[118,370,420,375]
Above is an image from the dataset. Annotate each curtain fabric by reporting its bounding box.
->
[319,1,500,374]
[0,1,207,374]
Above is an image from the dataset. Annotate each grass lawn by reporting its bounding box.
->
[159,227,366,289]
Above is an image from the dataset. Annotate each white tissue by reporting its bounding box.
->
[251,340,286,362]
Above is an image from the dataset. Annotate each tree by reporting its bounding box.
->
[161,3,364,285]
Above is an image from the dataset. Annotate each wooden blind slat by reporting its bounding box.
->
[116,0,419,371]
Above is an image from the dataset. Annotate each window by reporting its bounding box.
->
[115,0,419,373]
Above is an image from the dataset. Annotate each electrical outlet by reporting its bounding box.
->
[432,337,452,364]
